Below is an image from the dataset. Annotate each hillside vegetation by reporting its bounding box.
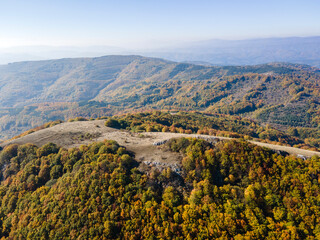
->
[105,111,320,150]
[0,137,319,239]
[0,55,319,139]
[5,111,320,151]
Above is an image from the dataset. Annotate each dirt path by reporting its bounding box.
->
[0,121,184,169]
[248,141,320,158]
[141,132,320,158]
[1,120,319,166]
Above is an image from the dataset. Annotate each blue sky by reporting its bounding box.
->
[0,0,319,48]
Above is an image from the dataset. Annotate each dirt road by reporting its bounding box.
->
[1,120,319,164]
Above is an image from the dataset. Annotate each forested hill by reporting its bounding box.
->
[0,136,320,238]
[0,55,245,107]
[2,55,316,108]
[0,55,319,139]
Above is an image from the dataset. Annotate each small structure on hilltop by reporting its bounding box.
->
[153,140,168,146]
[193,135,219,144]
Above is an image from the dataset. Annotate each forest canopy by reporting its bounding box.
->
[0,138,319,239]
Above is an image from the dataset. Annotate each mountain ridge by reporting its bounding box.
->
[1,55,318,108]
[1,36,320,67]
[0,55,319,140]
[144,36,320,67]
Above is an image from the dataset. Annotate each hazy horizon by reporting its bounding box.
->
[1,0,320,66]
[1,35,320,50]
[0,36,319,67]
[1,0,320,49]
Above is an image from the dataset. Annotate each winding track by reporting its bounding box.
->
[1,120,320,160]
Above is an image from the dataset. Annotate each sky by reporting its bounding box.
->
[0,0,319,49]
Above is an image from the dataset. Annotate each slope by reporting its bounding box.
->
[0,55,319,140]
[0,129,320,238]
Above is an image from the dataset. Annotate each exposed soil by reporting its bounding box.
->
[1,120,319,172]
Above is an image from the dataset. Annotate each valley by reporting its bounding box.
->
[2,1,320,238]
[0,59,319,238]
[0,55,319,239]
[0,55,319,141]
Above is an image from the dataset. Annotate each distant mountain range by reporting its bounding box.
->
[146,36,320,67]
[1,36,320,67]
[0,55,319,139]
